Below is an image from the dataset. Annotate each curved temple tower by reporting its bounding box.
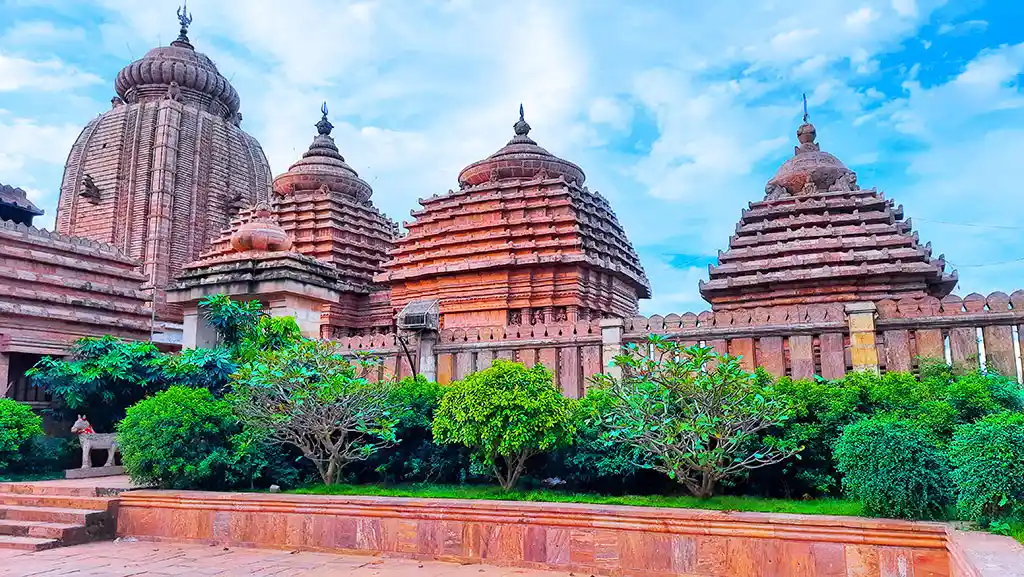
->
[54,9,271,323]
[379,106,650,328]
[700,114,957,310]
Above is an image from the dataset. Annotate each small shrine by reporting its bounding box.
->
[699,103,957,311]
[377,106,651,328]
[0,183,44,226]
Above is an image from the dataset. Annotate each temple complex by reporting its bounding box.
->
[54,9,271,329]
[699,114,957,311]
[378,107,650,328]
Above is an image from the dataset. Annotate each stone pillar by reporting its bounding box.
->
[0,352,10,398]
[600,318,624,380]
[846,302,880,374]
[181,306,219,350]
[415,330,438,382]
[144,100,182,291]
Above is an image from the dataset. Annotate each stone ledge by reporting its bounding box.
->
[115,491,977,576]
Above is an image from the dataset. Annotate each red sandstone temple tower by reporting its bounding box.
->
[54,9,271,324]
[379,107,650,328]
[700,111,957,310]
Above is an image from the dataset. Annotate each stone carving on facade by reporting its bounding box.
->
[828,171,860,192]
[80,174,101,203]
[228,192,247,214]
[535,167,549,180]
[232,112,243,127]
[164,81,183,102]
[71,415,120,469]
[530,308,545,325]
[110,96,124,108]
[507,309,522,326]
[552,307,567,323]
[488,168,499,182]
[764,181,789,200]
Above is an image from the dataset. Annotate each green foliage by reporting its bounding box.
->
[200,294,265,348]
[949,412,1024,524]
[12,435,78,474]
[198,295,302,360]
[593,336,800,498]
[118,386,239,489]
[834,417,952,519]
[161,347,237,396]
[293,482,863,517]
[433,360,575,490]
[230,340,398,485]
[551,386,648,490]
[0,399,44,470]
[757,374,863,496]
[27,336,166,430]
[358,376,470,484]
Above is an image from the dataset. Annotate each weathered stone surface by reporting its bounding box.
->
[701,120,955,311]
[55,20,272,322]
[117,490,965,576]
[379,109,650,328]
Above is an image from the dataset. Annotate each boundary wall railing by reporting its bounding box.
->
[330,291,1024,389]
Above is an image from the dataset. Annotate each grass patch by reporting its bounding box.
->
[0,471,64,483]
[291,483,865,517]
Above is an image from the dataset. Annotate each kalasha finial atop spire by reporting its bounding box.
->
[513,103,531,137]
[316,101,333,136]
[795,93,818,154]
[173,2,193,47]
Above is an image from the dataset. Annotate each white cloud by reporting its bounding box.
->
[938,20,989,36]
[892,0,917,17]
[588,97,633,131]
[845,7,879,31]
[0,53,101,91]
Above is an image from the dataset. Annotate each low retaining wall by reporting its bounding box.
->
[117,491,963,576]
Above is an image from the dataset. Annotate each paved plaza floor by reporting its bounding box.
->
[0,540,572,576]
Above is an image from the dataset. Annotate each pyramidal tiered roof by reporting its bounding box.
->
[699,118,957,311]
[379,107,650,328]
[271,104,397,292]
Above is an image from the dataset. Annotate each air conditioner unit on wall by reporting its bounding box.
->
[397,299,440,331]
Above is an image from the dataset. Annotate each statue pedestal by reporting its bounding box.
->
[65,466,125,479]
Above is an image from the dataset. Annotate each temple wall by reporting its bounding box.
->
[117,490,962,577]
[331,291,1024,389]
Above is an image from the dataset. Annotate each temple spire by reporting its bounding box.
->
[316,101,333,136]
[173,2,193,48]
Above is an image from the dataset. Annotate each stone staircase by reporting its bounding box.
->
[0,480,124,551]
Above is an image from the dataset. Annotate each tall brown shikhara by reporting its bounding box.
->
[54,25,271,319]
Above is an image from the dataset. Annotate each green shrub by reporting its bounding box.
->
[0,399,43,470]
[552,387,647,490]
[358,376,470,484]
[593,337,800,498]
[230,340,398,485]
[433,360,575,490]
[949,412,1024,524]
[834,417,952,519]
[14,436,78,474]
[160,347,237,396]
[27,336,166,430]
[118,386,239,489]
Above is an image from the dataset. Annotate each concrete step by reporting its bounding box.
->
[0,493,114,511]
[0,518,88,541]
[0,504,106,525]
[0,534,59,551]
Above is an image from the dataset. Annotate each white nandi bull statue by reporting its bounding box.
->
[70,415,119,469]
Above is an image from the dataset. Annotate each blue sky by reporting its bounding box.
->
[1,0,1022,314]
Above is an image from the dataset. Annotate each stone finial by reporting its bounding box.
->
[513,103,531,137]
[316,101,333,136]
[173,2,194,48]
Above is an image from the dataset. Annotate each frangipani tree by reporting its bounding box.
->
[592,335,801,498]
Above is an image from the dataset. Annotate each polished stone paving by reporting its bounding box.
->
[0,540,572,576]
